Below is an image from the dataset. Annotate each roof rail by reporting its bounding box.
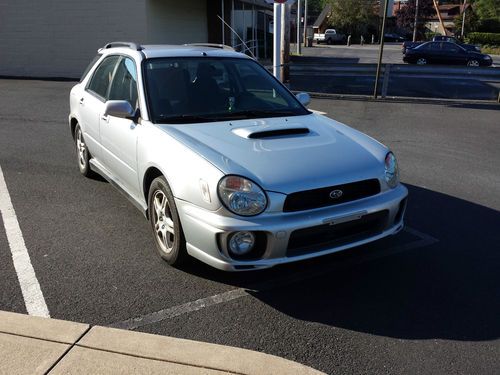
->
[184,43,235,51]
[101,41,143,51]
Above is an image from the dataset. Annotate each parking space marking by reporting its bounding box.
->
[110,226,438,330]
[0,164,49,317]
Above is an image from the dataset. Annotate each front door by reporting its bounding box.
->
[99,56,142,199]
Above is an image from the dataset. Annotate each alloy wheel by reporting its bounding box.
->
[76,128,87,170]
[152,189,175,253]
[467,59,479,67]
[417,58,427,65]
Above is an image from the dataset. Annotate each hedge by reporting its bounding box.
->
[466,32,500,46]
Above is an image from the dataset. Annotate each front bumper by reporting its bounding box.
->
[176,184,408,271]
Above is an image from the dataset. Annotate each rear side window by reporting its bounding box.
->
[80,54,102,82]
[86,56,120,100]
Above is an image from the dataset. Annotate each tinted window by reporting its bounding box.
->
[80,54,102,82]
[108,57,138,108]
[442,43,461,53]
[87,56,120,100]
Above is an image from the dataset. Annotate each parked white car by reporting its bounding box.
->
[69,42,407,271]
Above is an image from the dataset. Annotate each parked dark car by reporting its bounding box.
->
[384,33,406,42]
[403,41,492,66]
[402,35,480,54]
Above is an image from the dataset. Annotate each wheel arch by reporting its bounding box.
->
[70,117,78,139]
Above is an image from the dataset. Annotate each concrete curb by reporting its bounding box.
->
[0,311,324,374]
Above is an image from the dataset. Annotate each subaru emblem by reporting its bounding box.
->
[329,189,343,199]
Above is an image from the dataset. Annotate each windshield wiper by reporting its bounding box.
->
[156,114,222,124]
[223,109,300,119]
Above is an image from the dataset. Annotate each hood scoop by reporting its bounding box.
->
[233,126,310,139]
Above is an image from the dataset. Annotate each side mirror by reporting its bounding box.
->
[104,100,135,119]
[295,92,311,107]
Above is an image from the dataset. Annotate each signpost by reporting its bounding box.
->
[265,0,296,81]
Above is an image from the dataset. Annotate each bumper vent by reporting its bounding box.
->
[287,210,389,256]
[283,179,381,212]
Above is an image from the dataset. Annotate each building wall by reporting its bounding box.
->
[0,0,208,78]
[0,0,148,78]
[146,0,207,44]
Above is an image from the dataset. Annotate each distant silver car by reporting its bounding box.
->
[69,42,408,271]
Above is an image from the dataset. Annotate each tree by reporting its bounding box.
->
[396,0,435,40]
[474,0,500,20]
[323,0,379,38]
[454,8,480,35]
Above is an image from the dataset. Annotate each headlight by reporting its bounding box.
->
[218,175,267,216]
[384,152,399,188]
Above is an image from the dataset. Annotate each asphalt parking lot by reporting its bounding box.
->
[0,79,499,374]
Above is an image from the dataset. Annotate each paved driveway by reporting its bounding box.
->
[0,79,499,374]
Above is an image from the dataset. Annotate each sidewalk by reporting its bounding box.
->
[0,310,324,374]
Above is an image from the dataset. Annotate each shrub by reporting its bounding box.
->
[466,32,500,45]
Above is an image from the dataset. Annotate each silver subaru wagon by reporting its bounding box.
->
[69,42,408,271]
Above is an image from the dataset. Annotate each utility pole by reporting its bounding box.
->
[303,0,308,46]
[296,0,301,54]
[413,0,419,42]
[461,0,467,39]
[282,3,291,82]
[374,0,389,99]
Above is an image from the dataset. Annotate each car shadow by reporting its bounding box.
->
[181,184,500,341]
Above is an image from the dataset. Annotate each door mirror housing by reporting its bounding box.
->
[295,92,311,107]
[104,100,136,120]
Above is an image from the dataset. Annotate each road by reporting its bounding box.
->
[0,79,499,374]
[295,43,500,66]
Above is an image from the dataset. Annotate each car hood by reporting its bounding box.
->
[158,113,388,194]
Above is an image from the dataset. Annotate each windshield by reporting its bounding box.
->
[144,57,310,124]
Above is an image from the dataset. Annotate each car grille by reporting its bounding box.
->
[283,179,381,212]
[287,210,389,257]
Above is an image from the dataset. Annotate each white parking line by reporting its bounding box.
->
[0,165,49,317]
[111,226,438,330]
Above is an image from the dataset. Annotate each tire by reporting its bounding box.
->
[416,58,427,65]
[148,176,188,266]
[326,38,332,45]
[74,124,93,177]
[467,59,479,67]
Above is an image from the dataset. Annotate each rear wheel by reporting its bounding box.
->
[467,59,479,67]
[74,124,93,177]
[148,176,188,266]
[326,38,332,45]
[416,58,427,65]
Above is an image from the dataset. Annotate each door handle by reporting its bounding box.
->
[101,115,109,123]
[79,97,84,105]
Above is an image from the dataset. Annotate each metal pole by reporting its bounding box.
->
[461,0,467,39]
[273,3,282,80]
[303,0,308,46]
[221,0,225,45]
[296,0,301,54]
[374,0,389,99]
[413,0,419,42]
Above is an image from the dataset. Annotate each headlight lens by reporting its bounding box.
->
[218,176,267,216]
[384,152,399,188]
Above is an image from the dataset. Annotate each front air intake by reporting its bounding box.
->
[247,128,310,139]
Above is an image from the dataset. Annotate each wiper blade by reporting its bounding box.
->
[227,109,299,118]
[156,114,220,124]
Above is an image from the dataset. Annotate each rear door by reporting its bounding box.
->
[99,56,142,198]
[81,55,120,160]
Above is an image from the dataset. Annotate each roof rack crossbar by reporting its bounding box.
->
[102,41,143,51]
[183,43,235,51]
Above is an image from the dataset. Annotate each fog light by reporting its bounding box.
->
[228,231,255,255]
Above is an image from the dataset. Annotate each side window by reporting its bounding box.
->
[108,57,139,108]
[80,54,102,82]
[86,56,120,100]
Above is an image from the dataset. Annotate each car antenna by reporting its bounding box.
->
[217,15,256,59]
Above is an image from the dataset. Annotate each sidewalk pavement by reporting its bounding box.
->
[0,310,324,374]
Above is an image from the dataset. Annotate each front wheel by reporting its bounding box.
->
[416,58,427,65]
[467,59,479,67]
[148,176,188,266]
